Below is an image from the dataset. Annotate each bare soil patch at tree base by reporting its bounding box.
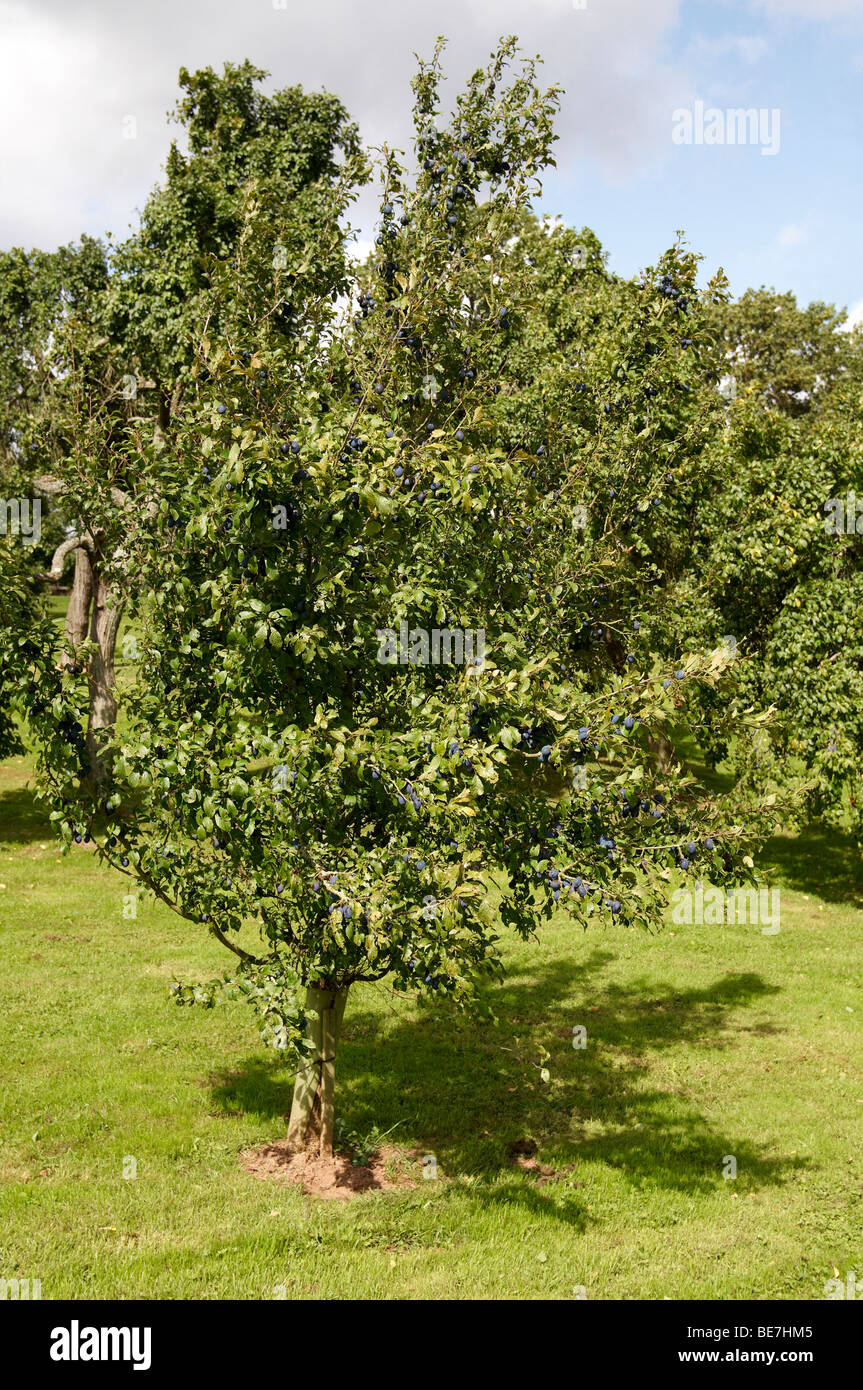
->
[239,1141,421,1199]
[506,1137,578,1185]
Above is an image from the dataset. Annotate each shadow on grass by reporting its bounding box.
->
[0,784,53,846]
[760,823,863,908]
[209,1059,295,1123]
[211,952,806,1220]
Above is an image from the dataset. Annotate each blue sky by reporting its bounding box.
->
[1,0,861,320]
[543,0,863,317]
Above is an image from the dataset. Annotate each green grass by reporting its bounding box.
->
[1,753,861,1300]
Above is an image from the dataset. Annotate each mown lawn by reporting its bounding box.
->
[1,751,861,1300]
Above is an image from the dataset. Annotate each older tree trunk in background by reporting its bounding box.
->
[84,571,124,787]
[63,547,94,659]
[603,627,678,772]
[41,395,177,779]
[648,731,677,772]
[286,985,350,1157]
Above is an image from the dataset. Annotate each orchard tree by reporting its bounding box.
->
[632,281,863,830]
[103,60,364,430]
[446,211,735,769]
[6,62,365,783]
[0,235,109,504]
[0,540,55,758]
[31,40,770,1158]
[0,236,110,604]
[676,348,863,834]
[0,240,111,750]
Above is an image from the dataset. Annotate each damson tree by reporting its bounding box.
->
[32,40,770,1157]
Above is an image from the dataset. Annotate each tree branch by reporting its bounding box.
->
[47,533,94,581]
[34,474,65,496]
[102,832,266,965]
[47,535,83,580]
[210,925,264,965]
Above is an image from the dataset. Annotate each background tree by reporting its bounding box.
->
[1,62,364,783]
[450,211,734,770]
[677,326,863,835]
[0,541,54,758]
[703,285,855,417]
[0,238,111,751]
[501,232,863,838]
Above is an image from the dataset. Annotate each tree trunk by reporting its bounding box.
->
[63,547,94,661]
[85,571,124,787]
[648,731,677,772]
[286,985,349,1157]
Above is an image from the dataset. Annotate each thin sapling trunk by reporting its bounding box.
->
[286,985,349,1158]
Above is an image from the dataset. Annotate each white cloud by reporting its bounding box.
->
[840,297,863,331]
[776,223,808,247]
[755,0,863,17]
[0,1,167,249]
[0,0,691,250]
[688,34,769,65]
[346,238,374,265]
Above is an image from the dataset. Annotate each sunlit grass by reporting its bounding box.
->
[1,754,861,1300]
